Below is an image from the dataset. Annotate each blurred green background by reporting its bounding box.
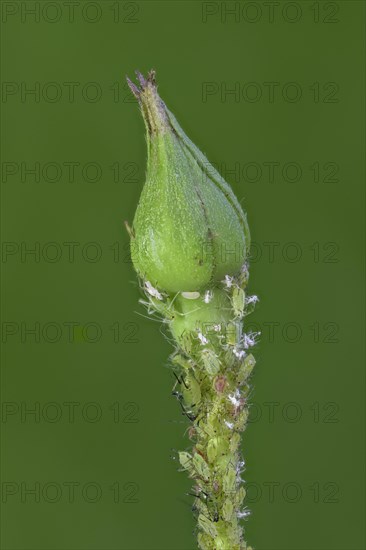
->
[1,1,365,549]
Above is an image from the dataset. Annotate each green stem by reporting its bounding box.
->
[141,269,256,550]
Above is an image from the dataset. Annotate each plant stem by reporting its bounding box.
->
[141,272,256,550]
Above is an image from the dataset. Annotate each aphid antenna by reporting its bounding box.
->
[159,326,176,345]
[133,309,162,323]
[166,290,180,310]
[176,305,204,318]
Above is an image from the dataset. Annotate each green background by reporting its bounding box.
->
[1,1,365,549]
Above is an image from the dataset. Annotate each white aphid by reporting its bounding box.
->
[228,390,241,407]
[197,332,208,345]
[203,290,213,304]
[145,281,163,300]
[233,347,246,359]
[243,332,260,349]
[237,509,251,519]
[225,420,234,430]
[246,295,259,305]
[236,460,245,473]
[223,275,234,288]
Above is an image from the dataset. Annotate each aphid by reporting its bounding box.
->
[236,459,245,474]
[197,331,208,345]
[237,508,251,519]
[235,486,246,507]
[172,389,197,421]
[223,274,234,289]
[228,389,241,407]
[200,418,217,439]
[171,353,192,371]
[198,514,218,538]
[230,432,241,453]
[242,331,260,349]
[193,496,210,518]
[197,533,212,550]
[237,354,256,384]
[178,451,194,474]
[193,452,210,481]
[232,286,245,318]
[145,295,175,320]
[222,498,234,522]
[201,348,221,376]
[245,294,259,316]
[238,262,249,288]
[235,409,249,431]
[233,346,246,360]
[223,465,236,495]
[181,372,202,410]
[225,322,238,346]
[246,294,259,305]
[203,290,213,304]
[207,436,228,464]
[178,330,193,355]
[145,280,163,300]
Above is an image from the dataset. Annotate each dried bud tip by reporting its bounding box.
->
[126,69,157,101]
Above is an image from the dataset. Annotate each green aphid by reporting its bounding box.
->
[216,453,232,473]
[182,372,201,409]
[230,432,241,454]
[178,330,194,355]
[223,465,237,494]
[215,523,241,549]
[193,453,211,481]
[222,498,234,522]
[238,263,249,289]
[194,497,210,517]
[201,348,221,376]
[197,532,214,550]
[198,514,218,538]
[237,353,256,384]
[194,419,210,440]
[178,451,194,474]
[235,409,249,431]
[206,438,217,463]
[203,417,218,439]
[232,287,246,318]
[171,353,191,371]
[147,296,174,319]
[207,436,228,464]
[223,348,237,369]
[225,321,240,347]
[235,486,246,507]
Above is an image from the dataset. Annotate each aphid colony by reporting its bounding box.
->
[139,263,258,550]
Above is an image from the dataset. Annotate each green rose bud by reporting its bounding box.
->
[127,70,250,294]
[127,71,257,550]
